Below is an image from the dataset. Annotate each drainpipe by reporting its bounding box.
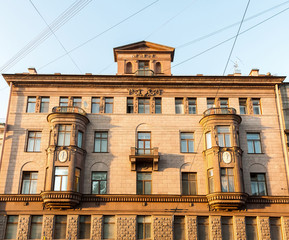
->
[275,84,289,193]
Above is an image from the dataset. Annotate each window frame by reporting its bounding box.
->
[91,171,107,194]
[26,96,36,113]
[79,215,91,239]
[94,131,108,153]
[247,132,262,154]
[250,173,267,196]
[73,97,82,108]
[137,172,152,195]
[180,132,194,153]
[103,216,115,240]
[59,97,69,107]
[182,172,197,195]
[188,98,197,114]
[21,171,38,194]
[127,97,134,113]
[29,215,43,240]
[155,97,162,114]
[91,97,101,114]
[217,126,231,147]
[174,216,186,240]
[221,168,235,192]
[137,132,151,155]
[5,216,18,240]
[252,98,261,115]
[40,97,50,113]
[207,98,215,109]
[26,131,42,152]
[104,97,113,113]
[57,125,71,146]
[239,98,247,114]
[54,216,67,239]
[175,98,184,114]
[54,167,69,191]
[138,98,150,114]
[137,216,151,240]
[208,169,214,193]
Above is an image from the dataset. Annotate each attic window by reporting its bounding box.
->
[138,61,149,70]
[126,62,132,74]
[155,62,161,74]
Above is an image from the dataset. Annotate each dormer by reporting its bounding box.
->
[113,41,175,76]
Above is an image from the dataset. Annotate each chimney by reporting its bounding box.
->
[28,68,37,74]
[249,69,259,76]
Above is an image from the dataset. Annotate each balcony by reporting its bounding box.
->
[134,69,154,76]
[207,192,248,210]
[40,191,82,209]
[52,106,87,116]
[203,107,236,116]
[129,147,159,171]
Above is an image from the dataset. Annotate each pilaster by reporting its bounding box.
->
[67,215,79,240]
[91,215,102,240]
[153,216,173,240]
[209,216,222,240]
[116,215,136,240]
[42,215,54,240]
[0,215,7,240]
[281,217,289,240]
[257,216,271,240]
[233,216,246,240]
[16,215,30,240]
[187,216,197,240]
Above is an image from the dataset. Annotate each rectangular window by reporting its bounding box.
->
[180,132,194,153]
[58,125,71,146]
[91,172,107,194]
[252,98,261,114]
[137,216,151,239]
[220,98,229,108]
[208,169,214,193]
[59,97,69,107]
[188,98,197,114]
[77,131,83,148]
[175,98,184,114]
[270,217,282,240]
[40,97,50,113]
[138,132,151,154]
[182,172,197,195]
[239,98,247,114]
[174,216,185,240]
[127,97,134,113]
[94,132,108,152]
[221,168,234,192]
[217,126,231,147]
[54,167,68,191]
[205,132,212,149]
[27,97,36,113]
[79,216,91,239]
[74,168,80,192]
[91,97,100,113]
[197,217,209,240]
[5,216,18,239]
[54,216,67,239]
[103,216,115,239]
[207,98,215,109]
[73,97,82,107]
[250,173,267,196]
[21,171,38,194]
[247,133,261,153]
[138,98,150,114]
[155,98,162,114]
[221,217,234,240]
[137,172,152,194]
[27,131,41,152]
[104,97,113,113]
[138,61,149,70]
[246,217,258,240]
[30,216,43,239]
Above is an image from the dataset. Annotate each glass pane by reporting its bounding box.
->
[206,132,212,149]
[138,223,144,239]
[188,141,194,152]
[35,138,41,151]
[58,132,64,146]
[92,103,100,113]
[138,173,151,180]
[144,181,151,194]
[251,182,258,195]
[248,141,254,153]
[27,138,34,152]
[228,176,235,192]
[182,181,188,195]
[95,140,101,152]
[22,180,30,194]
[92,182,99,194]
[138,133,150,139]
[181,133,193,139]
[27,102,36,113]
[105,104,112,113]
[137,181,143,194]
[5,216,18,239]
[218,134,224,147]
[100,181,107,194]
[92,172,107,180]
[78,132,83,148]
[218,126,230,133]
[54,176,61,191]
[181,140,187,152]
[225,134,231,147]
[139,105,144,113]
[189,181,197,195]
[30,180,37,194]
[61,176,68,191]
[30,217,42,239]
[145,141,150,148]
[101,140,107,152]
[254,141,261,153]
[103,223,114,239]
[145,223,151,238]
[221,176,228,192]
[258,182,267,195]
[55,167,68,175]
[247,134,260,140]
[64,133,70,146]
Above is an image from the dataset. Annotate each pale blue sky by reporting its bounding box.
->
[1,0,289,120]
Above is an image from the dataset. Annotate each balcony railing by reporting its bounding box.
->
[131,147,159,156]
[203,107,236,116]
[134,69,154,76]
[52,106,87,116]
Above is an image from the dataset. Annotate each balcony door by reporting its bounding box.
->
[138,132,151,154]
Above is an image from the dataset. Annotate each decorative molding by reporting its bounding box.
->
[128,88,162,97]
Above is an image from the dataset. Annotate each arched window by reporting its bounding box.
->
[155,62,161,74]
[126,62,132,74]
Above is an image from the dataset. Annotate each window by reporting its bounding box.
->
[270,218,282,240]
[104,97,113,113]
[58,125,71,146]
[4,216,18,239]
[252,98,261,114]
[138,98,150,114]
[59,97,69,107]
[137,172,151,194]
[127,97,134,113]
[40,97,50,113]
[54,167,68,191]
[197,217,209,240]
[217,126,231,147]
[246,217,258,240]
[73,97,82,107]
[54,216,67,239]
[155,62,161,74]
[103,216,115,239]
[137,216,151,239]
[30,216,43,239]
[138,61,149,70]
[27,131,41,152]
[79,216,91,239]
[27,97,36,113]
[250,173,267,196]
[77,131,83,148]
[175,98,184,114]
[180,133,194,153]
[220,98,229,108]
[74,168,80,192]
[174,216,185,240]
[21,171,38,194]
[207,98,215,109]
[126,62,132,74]
[94,132,108,152]
[91,97,100,113]
[239,98,247,114]
[221,217,234,239]
[182,172,197,195]
[208,169,214,193]
[155,98,161,114]
[221,168,234,192]
[138,132,151,154]
[247,133,261,153]
[205,132,212,149]
[188,98,197,114]
[91,172,107,194]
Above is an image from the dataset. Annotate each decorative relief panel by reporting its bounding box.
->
[16,215,30,240]
[116,216,136,240]
[281,217,289,240]
[0,215,7,240]
[257,217,271,240]
[128,88,162,97]
[187,216,197,240]
[233,216,246,240]
[153,216,173,240]
[67,215,79,240]
[209,216,222,240]
[42,215,54,240]
[91,215,102,240]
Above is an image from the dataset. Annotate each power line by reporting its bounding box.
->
[28,0,82,73]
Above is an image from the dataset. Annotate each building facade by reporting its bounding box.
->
[0,41,289,239]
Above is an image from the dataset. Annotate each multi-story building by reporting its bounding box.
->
[0,123,4,158]
[0,41,289,239]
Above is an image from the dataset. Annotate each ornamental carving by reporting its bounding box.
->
[128,88,162,97]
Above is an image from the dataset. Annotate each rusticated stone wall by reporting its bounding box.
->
[153,216,173,240]
[210,216,222,240]
[281,217,289,240]
[116,215,136,240]
[257,217,271,240]
[67,215,79,240]
[0,215,7,240]
[42,215,54,240]
[91,215,102,240]
[187,216,197,240]
[16,215,30,240]
[233,216,246,240]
